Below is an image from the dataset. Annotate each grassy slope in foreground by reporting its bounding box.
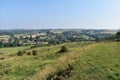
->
[31,42,120,80]
[0,42,120,80]
[68,42,120,80]
[0,42,90,80]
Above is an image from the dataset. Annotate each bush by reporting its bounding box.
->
[59,46,68,53]
[0,57,5,60]
[27,51,31,55]
[17,50,24,56]
[32,50,37,56]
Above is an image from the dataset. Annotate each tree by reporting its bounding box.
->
[116,30,120,41]
[30,34,33,42]
[0,41,4,48]
[35,35,39,44]
[116,31,120,38]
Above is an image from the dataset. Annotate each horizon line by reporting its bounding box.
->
[0,28,119,30]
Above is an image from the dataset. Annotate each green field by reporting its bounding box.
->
[0,42,120,80]
[68,42,120,80]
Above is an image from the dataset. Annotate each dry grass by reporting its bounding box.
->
[0,42,91,80]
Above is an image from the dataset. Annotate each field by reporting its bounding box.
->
[0,42,120,80]
[0,35,9,40]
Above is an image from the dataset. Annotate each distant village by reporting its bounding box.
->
[0,32,48,47]
[0,29,117,48]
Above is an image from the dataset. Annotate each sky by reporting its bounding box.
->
[0,0,120,29]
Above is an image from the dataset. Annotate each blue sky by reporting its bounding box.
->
[0,0,120,29]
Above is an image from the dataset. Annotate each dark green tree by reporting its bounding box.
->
[116,31,120,38]
[116,30,120,41]
[0,41,4,48]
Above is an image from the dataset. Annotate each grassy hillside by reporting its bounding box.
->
[0,42,120,80]
[0,42,90,80]
[68,42,120,80]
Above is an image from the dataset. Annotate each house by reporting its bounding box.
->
[1,38,9,43]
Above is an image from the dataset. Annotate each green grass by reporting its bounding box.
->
[0,46,29,55]
[68,42,120,80]
[0,42,120,80]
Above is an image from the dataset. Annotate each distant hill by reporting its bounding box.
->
[0,29,118,35]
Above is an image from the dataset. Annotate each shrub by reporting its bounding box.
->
[0,57,5,60]
[17,50,24,56]
[27,51,31,55]
[59,46,68,53]
[32,50,37,56]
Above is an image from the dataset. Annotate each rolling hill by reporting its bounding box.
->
[0,42,120,80]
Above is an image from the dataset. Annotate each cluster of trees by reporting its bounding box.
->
[46,31,116,44]
[0,29,120,48]
[100,30,120,41]
[0,37,22,48]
